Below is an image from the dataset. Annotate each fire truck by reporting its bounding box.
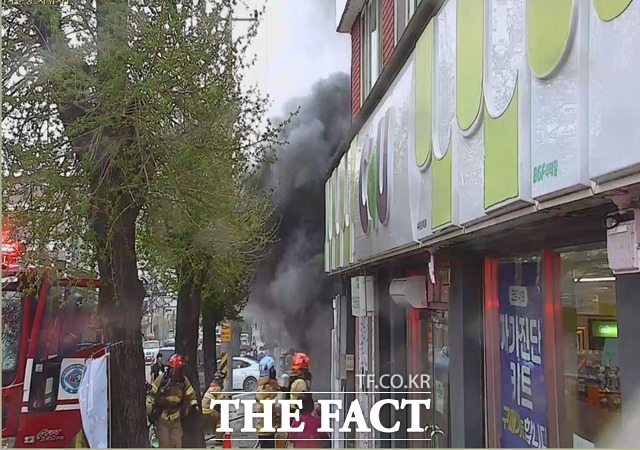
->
[2,236,105,448]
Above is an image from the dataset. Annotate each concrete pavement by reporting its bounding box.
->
[207,392,259,449]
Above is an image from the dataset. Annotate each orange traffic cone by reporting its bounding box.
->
[222,433,232,449]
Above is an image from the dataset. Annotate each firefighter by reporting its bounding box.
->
[147,354,199,448]
[256,355,284,448]
[201,371,225,438]
[286,353,312,414]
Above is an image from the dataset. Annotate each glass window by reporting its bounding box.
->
[2,290,22,373]
[395,0,407,43]
[144,340,161,349]
[54,285,101,356]
[395,0,419,44]
[360,0,381,102]
[559,248,620,447]
[233,359,250,369]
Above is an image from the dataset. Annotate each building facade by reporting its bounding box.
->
[141,296,177,341]
[327,0,640,447]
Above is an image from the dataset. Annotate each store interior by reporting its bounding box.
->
[560,248,621,447]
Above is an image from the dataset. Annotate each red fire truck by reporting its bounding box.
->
[2,236,105,448]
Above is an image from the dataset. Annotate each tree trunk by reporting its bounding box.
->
[202,303,219,386]
[176,266,206,448]
[93,200,148,447]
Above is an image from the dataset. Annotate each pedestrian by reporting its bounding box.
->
[202,371,225,439]
[150,352,165,383]
[256,355,284,448]
[288,393,330,448]
[286,353,312,415]
[147,354,199,448]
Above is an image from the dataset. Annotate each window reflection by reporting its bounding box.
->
[2,291,22,373]
[560,248,621,447]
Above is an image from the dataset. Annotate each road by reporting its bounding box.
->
[207,392,259,449]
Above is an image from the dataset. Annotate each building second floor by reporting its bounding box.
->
[326,0,640,273]
[336,0,424,119]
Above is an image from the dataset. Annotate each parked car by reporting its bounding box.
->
[143,340,161,365]
[233,356,260,392]
[215,356,260,392]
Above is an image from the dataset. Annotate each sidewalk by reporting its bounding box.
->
[207,392,259,448]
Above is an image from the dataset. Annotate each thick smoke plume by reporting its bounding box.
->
[247,73,350,393]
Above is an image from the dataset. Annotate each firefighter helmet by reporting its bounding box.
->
[213,371,224,384]
[259,355,276,377]
[168,354,184,369]
[291,353,310,371]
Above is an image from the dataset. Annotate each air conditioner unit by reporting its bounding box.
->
[389,276,428,309]
[607,209,640,275]
[351,276,375,317]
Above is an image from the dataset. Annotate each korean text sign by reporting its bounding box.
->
[498,261,548,448]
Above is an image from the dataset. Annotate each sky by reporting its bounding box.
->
[233,0,351,118]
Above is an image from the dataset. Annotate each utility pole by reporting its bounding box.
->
[231,320,241,385]
[220,322,232,393]
[220,320,242,392]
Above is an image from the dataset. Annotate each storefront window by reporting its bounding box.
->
[559,248,621,447]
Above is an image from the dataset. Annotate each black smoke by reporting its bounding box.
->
[248,73,350,393]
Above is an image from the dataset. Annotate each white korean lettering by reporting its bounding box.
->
[510,361,519,406]
[500,314,506,351]
[510,361,533,410]
[520,364,533,410]
[538,424,547,448]
[518,316,531,362]
[524,418,533,445]
[508,315,516,354]
[531,421,540,448]
[529,319,542,365]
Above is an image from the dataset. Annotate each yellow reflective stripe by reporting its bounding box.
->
[185,386,195,396]
[161,411,181,421]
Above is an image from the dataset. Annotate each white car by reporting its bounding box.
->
[214,356,260,392]
[233,357,260,392]
[143,340,161,365]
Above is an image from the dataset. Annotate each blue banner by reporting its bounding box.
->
[498,261,548,448]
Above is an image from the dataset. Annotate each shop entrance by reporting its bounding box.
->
[408,307,450,448]
[424,309,450,448]
[407,262,451,448]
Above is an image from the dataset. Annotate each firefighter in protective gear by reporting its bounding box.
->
[202,371,225,437]
[145,382,154,416]
[286,353,312,414]
[147,354,199,448]
[256,355,285,448]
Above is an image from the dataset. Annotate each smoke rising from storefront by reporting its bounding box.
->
[247,73,350,392]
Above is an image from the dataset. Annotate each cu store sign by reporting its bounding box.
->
[358,107,395,234]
